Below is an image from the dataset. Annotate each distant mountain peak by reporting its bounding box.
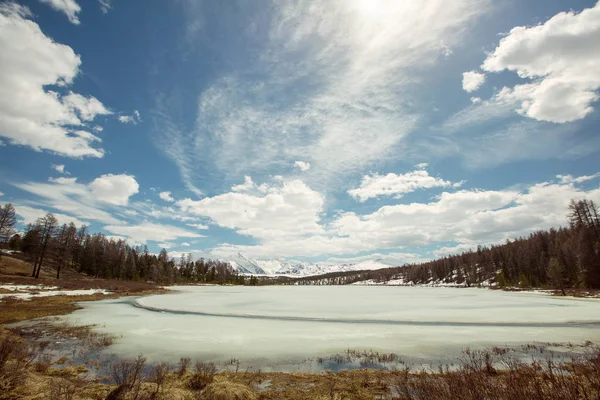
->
[222,254,392,277]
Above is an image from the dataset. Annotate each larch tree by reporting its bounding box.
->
[31,213,58,279]
[547,257,566,296]
[0,203,17,243]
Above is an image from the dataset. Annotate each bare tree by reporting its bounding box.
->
[31,213,58,279]
[547,257,566,296]
[0,203,17,243]
[55,222,77,279]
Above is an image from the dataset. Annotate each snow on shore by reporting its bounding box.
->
[0,284,111,301]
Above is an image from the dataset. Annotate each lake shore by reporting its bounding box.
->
[1,284,600,399]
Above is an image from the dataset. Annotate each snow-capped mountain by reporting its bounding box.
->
[223,253,393,277]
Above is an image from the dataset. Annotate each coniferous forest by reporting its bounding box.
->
[286,200,600,290]
[1,199,600,290]
[0,203,243,284]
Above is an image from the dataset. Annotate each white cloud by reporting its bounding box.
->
[432,243,477,258]
[557,173,600,184]
[118,110,142,125]
[158,0,491,191]
[480,2,600,123]
[415,163,428,169]
[177,179,324,239]
[0,192,4,197]
[13,173,139,224]
[231,176,254,192]
[203,174,600,259]
[462,70,486,92]
[336,179,600,251]
[0,4,107,158]
[98,0,111,13]
[62,92,112,121]
[89,174,139,206]
[104,222,203,244]
[39,0,81,25]
[294,161,310,172]
[159,191,175,202]
[348,169,462,202]
[326,252,429,266]
[51,164,68,174]
[14,204,87,227]
[187,223,209,230]
[470,97,482,104]
[181,242,191,247]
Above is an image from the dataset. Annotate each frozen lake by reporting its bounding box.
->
[63,286,600,371]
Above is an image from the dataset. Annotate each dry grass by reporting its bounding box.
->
[0,331,599,400]
[0,292,165,324]
[0,255,33,277]
[0,253,163,293]
[201,379,257,400]
[0,253,166,324]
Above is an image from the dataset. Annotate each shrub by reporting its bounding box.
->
[178,357,191,376]
[107,354,146,400]
[189,361,217,391]
[0,333,33,399]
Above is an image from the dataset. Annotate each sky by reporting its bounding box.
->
[1,0,600,265]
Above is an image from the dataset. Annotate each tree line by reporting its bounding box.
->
[0,204,249,284]
[286,200,600,291]
[2,199,599,290]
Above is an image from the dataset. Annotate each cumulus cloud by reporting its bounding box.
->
[0,192,4,197]
[39,0,81,25]
[187,223,209,230]
[432,243,477,258]
[462,70,486,92]
[104,222,203,244]
[13,173,139,224]
[481,2,600,123]
[325,252,429,266]
[62,92,112,121]
[294,161,310,172]
[200,174,600,259]
[51,164,68,174]
[231,176,254,192]
[177,179,324,239]
[0,4,108,158]
[348,169,463,202]
[470,97,482,104]
[557,173,600,184]
[89,174,139,206]
[159,191,175,202]
[14,204,87,227]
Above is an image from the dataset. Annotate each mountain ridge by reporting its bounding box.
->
[223,252,394,277]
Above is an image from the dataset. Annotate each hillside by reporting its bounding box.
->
[285,201,600,291]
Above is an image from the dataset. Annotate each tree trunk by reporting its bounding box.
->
[35,235,50,279]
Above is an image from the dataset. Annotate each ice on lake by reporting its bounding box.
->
[62,286,600,370]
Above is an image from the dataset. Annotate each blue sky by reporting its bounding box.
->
[1,0,599,264]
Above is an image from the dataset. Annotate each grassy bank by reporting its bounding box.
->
[1,322,599,400]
